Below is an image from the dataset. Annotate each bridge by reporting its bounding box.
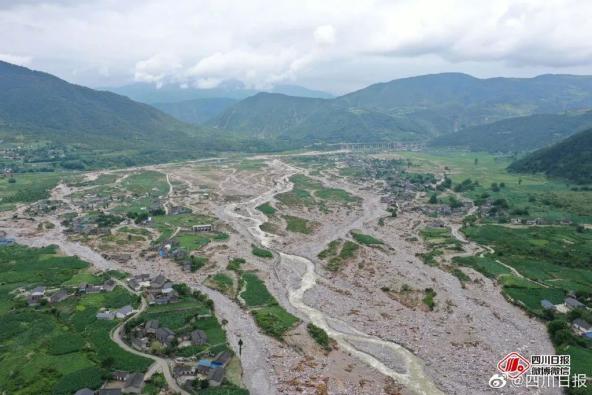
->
[333,142,421,152]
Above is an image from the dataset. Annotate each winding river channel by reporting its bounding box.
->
[220,160,444,395]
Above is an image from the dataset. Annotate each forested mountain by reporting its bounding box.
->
[509,128,592,183]
[209,73,592,141]
[208,92,425,143]
[108,81,332,104]
[0,60,201,150]
[338,73,592,131]
[153,97,238,125]
[430,111,592,152]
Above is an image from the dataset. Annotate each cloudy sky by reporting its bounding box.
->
[1,0,592,94]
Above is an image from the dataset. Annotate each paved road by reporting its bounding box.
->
[110,295,189,395]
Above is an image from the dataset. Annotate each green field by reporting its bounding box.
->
[351,231,383,245]
[276,174,359,207]
[318,239,360,271]
[239,272,298,338]
[256,202,277,216]
[251,245,273,259]
[121,170,169,197]
[0,244,150,395]
[0,172,62,211]
[398,150,592,223]
[240,272,275,307]
[130,293,227,357]
[283,215,314,234]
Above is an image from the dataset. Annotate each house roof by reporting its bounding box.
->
[208,366,225,383]
[540,300,555,308]
[191,329,208,344]
[573,318,592,331]
[31,286,45,294]
[146,319,159,330]
[124,372,144,389]
[117,305,133,315]
[214,351,232,365]
[565,297,585,308]
[156,327,175,338]
[74,389,95,395]
[197,359,212,367]
[97,389,122,395]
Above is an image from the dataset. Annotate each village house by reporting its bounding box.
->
[131,337,149,351]
[49,289,69,304]
[540,299,556,311]
[196,359,213,375]
[74,389,94,395]
[96,310,115,320]
[565,297,585,310]
[115,305,134,319]
[122,372,144,394]
[150,274,167,290]
[208,366,225,387]
[155,327,176,345]
[97,389,122,395]
[30,286,46,300]
[173,364,195,378]
[192,224,213,232]
[103,279,117,292]
[112,371,130,381]
[191,329,208,346]
[572,319,592,337]
[145,319,160,334]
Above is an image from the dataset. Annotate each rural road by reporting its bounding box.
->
[110,295,189,395]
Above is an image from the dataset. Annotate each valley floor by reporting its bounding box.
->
[1,149,579,395]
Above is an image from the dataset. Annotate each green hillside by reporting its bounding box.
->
[430,111,592,152]
[0,60,203,149]
[338,73,592,131]
[153,97,238,124]
[509,128,592,183]
[209,73,592,142]
[208,92,426,143]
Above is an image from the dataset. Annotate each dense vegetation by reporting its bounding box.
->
[0,244,149,394]
[430,111,592,152]
[509,128,592,184]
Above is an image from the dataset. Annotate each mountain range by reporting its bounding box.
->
[509,128,592,184]
[4,60,592,173]
[0,60,201,150]
[430,110,592,152]
[206,73,592,143]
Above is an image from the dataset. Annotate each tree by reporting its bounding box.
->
[429,193,438,204]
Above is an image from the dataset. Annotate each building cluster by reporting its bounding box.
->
[130,318,209,352]
[26,278,117,306]
[127,273,179,305]
[173,350,232,388]
[540,296,592,338]
[75,371,145,395]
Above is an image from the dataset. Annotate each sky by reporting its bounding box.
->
[1,0,592,94]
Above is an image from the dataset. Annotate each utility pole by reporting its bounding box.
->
[238,338,243,356]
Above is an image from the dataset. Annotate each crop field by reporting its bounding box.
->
[256,202,277,216]
[420,227,461,250]
[239,272,298,338]
[399,149,592,223]
[283,215,314,234]
[276,174,359,207]
[0,172,62,211]
[133,294,227,355]
[351,231,383,245]
[456,224,592,379]
[0,244,150,395]
[317,239,360,271]
[122,170,169,197]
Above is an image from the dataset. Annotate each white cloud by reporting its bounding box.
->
[314,25,335,46]
[0,53,32,66]
[0,0,591,93]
